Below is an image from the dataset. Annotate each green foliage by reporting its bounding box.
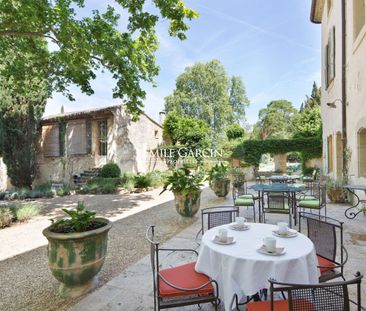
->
[208,163,229,181]
[161,167,204,195]
[300,82,321,111]
[165,60,249,139]
[101,163,121,178]
[134,174,153,188]
[84,178,119,194]
[120,173,135,190]
[232,137,322,167]
[229,76,250,123]
[0,206,13,228]
[56,185,71,197]
[0,1,198,118]
[326,176,346,190]
[49,201,105,233]
[226,124,245,140]
[253,100,297,140]
[162,112,210,164]
[293,106,322,138]
[12,203,40,222]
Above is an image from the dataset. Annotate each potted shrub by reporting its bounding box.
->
[326,177,347,203]
[42,201,112,297]
[161,167,204,217]
[208,163,231,197]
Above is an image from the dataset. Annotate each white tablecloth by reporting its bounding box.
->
[195,223,320,310]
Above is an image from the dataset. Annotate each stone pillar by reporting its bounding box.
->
[273,154,287,173]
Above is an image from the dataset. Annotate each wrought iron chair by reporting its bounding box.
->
[263,191,292,227]
[246,272,363,311]
[201,206,239,235]
[146,225,220,310]
[299,212,348,282]
[232,180,257,222]
[297,182,327,218]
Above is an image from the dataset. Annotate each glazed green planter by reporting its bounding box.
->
[42,218,112,297]
[210,178,231,197]
[174,190,201,217]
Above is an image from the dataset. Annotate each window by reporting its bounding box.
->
[327,0,332,14]
[358,128,366,177]
[66,120,87,155]
[325,27,336,88]
[99,120,108,156]
[353,0,365,40]
[336,133,343,177]
[43,124,60,157]
[327,135,334,173]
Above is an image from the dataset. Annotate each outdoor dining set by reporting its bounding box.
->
[146,175,363,311]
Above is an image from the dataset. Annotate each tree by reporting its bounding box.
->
[253,100,297,140]
[0,38,49,187]
[300,82,321,111]
[165,60,249,138]
[226,124,246,141]
[294,83,322,138]
[229,76,250,124]
[0,0,198,119]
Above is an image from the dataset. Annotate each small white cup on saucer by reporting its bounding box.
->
[263,236,276,253]
[236,217,246,228]
[218,228,228,242]
[277,222,289,235]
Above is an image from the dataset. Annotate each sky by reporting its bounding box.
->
[45,0,321,125]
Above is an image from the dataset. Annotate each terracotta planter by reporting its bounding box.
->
[173,190,201,217]
[210,178,231,197]
[42,218,112,297]
[327,189,347,203]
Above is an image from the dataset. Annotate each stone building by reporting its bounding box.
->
[0,105,166,190]
[311,0,366,185]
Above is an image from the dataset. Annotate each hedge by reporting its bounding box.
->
[232,137,322,168]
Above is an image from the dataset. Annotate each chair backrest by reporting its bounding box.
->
[146,225,160,303]
[311,182,326,204]
[269,273,363,311]
[299,212,343,264]
[267,192,288,211]
[232,180,248,200]
[201,206,239,234]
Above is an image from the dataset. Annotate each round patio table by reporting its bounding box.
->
[195,223,319,311]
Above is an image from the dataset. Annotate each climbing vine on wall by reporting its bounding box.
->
[232,137,322,168]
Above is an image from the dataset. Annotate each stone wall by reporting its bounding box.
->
[0,158,12,191]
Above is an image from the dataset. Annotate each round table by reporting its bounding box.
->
[195,223,320,310]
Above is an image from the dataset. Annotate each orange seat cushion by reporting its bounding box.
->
[247,300,289,311]
[247,299,315,311]
[317,255,336,273]
[159,262,214,298]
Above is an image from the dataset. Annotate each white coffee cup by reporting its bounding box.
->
[263,237,276,253]
[218,228,228,242]
[236,217,246,227]
[278,222,289,234]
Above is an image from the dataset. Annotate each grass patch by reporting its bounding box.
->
[0,206,13,228]
[12,203,40,222]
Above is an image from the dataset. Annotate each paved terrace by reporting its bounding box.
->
[1,184,365,311]
[70,190,366,311]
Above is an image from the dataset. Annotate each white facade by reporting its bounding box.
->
[312,0,366,185]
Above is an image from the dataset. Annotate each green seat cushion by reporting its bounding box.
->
[298,200,321,209]
[268,192,285,197]
[235,198,254,206]
[296,195,316,201]
[239,194,259,200]
[264,203,289,213]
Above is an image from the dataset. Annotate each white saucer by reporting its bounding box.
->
[272,229,298,238]
[229,223,250,231]
[257,245,286,256]
[212,236,236,245]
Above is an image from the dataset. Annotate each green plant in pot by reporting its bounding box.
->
[326,177,347,203]
[208,163,231,197]
[42,201,112,297]
[161,167,204,217]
